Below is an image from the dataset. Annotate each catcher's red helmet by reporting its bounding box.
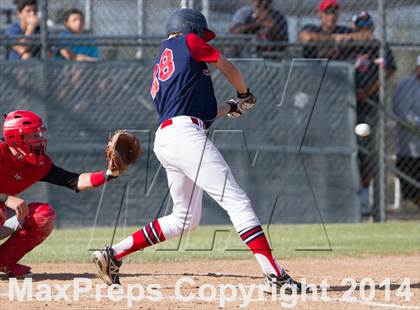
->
[2,110,47,166]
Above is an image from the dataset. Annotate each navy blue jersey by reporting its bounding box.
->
[150,34,220,126]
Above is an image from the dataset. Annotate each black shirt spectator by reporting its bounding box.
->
[350,11,396,119]
[299,0,372,60]
[354,45,396,109]
[350,11,397,212]
[230,0,288,53]
[300,24,352,59]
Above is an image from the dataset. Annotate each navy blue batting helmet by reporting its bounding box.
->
[165,8,216,42]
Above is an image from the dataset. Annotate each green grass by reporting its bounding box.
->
[21,221,420,264]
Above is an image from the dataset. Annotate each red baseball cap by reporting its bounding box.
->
[319,0,339,12]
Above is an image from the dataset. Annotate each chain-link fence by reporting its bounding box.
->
[0,0,419,222]
[1,0,419,59]
[387,50,420,219]
[0,59,360,228]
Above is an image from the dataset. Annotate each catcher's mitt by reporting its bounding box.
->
[106,130,141,177]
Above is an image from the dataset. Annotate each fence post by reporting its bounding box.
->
[376,0,387,222]
[85,0,93,32]
[136,0,145,59]
[40,0,48,60]
[202,0,210,20]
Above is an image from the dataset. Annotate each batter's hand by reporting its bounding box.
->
[226,99,242,118]
[237,89,256,112]
[5,196,29,221]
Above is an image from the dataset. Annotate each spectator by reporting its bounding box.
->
[351,11,396,212]
[352,11,396,103]
[230,0,288,53]
[299,0,372,60]
[392,56,420,208]
[55,8,99,61]
[5,0,40,61]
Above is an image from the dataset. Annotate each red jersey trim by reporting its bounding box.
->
[186,33,220,63]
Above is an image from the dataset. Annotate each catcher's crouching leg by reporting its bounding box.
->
[0,203,56,271]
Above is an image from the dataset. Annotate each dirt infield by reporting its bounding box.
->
[1,254,419,310]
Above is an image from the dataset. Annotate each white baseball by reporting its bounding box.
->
[355,123,371,137]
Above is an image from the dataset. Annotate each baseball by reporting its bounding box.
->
[355,123,371,137]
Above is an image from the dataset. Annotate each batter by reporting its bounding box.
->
[93,8,302,293]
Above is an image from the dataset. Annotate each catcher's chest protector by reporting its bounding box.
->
[150,34,218,124]
[0,142,52,196]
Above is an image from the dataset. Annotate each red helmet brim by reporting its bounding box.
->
[203,28,216,42]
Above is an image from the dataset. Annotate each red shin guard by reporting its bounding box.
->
[0,203,56,268]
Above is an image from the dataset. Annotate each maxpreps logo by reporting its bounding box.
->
[5,277,415,308]
[6,278,163,307]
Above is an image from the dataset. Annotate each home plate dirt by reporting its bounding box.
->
[0,254,419,310]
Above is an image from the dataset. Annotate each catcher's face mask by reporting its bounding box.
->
[7,126,48,166]
[19,127,48,165]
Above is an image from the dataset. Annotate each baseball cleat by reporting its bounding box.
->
[0,264,32,279]
[92,246,122,285]
[263,272,305,294]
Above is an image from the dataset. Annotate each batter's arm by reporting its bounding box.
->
[213,54,249,117]
[212,54,248,94]
[187,34,247,94]
[217,104,232,118]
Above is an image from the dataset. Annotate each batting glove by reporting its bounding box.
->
[226,99,242,118]
[237,89,257,112]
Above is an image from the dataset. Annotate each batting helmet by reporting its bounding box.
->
[166,8,215,42]
[2,110,47,166]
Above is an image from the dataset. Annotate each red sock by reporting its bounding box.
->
[113,219,165,260]
[239,225,282,276]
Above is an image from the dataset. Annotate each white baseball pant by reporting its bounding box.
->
[153,116,260,239]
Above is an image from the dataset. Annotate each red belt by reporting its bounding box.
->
[160,117,200,130]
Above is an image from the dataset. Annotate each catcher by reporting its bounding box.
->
[0,110,140,278]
